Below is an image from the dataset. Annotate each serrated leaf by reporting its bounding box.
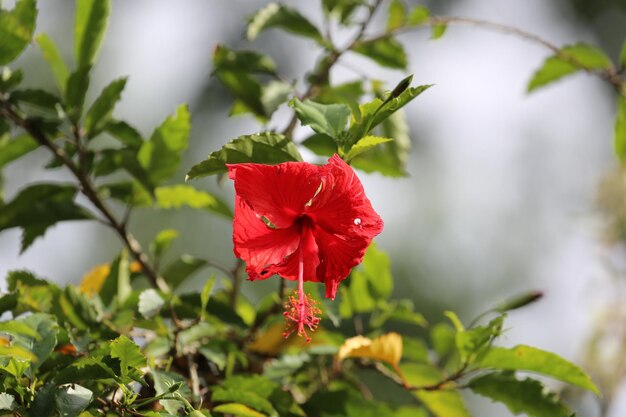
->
[344,135,392,161]
[155,184,233,219]
[84,77,127,138]
[0,134,38,169]
[291,98,351,139]
[247,3,323,44]
[186,132,302,180]
[469,373,571,417]
[615,96,626,161]
[478,345,599,394]
[353,37,407,69]
[528,43,612,92]
[400,363,470,417]
[213,403,266,417]
[110,335,146,377]
[152,370,192,414]
[0,393,16,411]
[338,333,403,369]
[0,0,37,65]
[162,255,207,290]
[138,289,165,319]
[0,184,93,253]
[74,0,110,68]
[55,384,93,417]
[138,104,190,186]
[408,6,430,25]
[387,0,406,31]
[348,84,431,144]
[36,33,69,94]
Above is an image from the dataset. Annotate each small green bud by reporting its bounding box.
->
[496,291,543,312]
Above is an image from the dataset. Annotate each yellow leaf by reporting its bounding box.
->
[337,332,403,367]
[0,336,10,347]
[78,263,110,296]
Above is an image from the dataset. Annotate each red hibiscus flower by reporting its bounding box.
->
[227,154,383,341]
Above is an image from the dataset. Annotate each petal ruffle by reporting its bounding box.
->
[232,196,301,280]
[228,162,322,229]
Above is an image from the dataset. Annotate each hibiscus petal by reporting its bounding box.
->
[228,162,322,229]
[232,196,301,281]
[308,154,383,241]
[312,225,372,299]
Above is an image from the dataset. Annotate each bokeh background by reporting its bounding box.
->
[2,0,626,415]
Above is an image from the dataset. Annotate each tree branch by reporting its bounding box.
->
[0,100,169,293]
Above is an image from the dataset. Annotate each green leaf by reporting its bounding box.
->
[200,275,216,321]
[212,388,277,416]
[344,135,392,161]
[615,96,626,161]
[0,393,16,411]
[84,77,127,138]
[400,363,470,417]
[104,120,144,148]
[137,104,190,186]
[478,345,599,394]
[0,0,37,65]
[0,184,93,252]
[150,229,179,259]
[213,403,265,417]
[217,71,266,119]
[110,335,146,377]
[74,0,111,68]
[349,84,431,143]
[0,134,38,169]
[408,6,430,25]
[387,0,406,31]
[55,384,93,417]
[528,43,613,92]
[301,133,337,157]
[65,66,91,123]
[213,45,278,75]
[431,23,447,39]
[469,373,571,417]
[352,108,411,176]
[261,80,293,116]
[291,98,351,139]
[138,289,165,319]
[430,322,456,358]
[155,184,233,219]
[36,33,70,94]
[186,132,302,180]
[322,0,364,24]
[162,255,207,290]
[11,313,59,369]
[454,315,504,363]
[247,3,323,44]
[353,37,408,70]
[152,370,192,414]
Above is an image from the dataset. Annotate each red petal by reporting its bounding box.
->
[232,196,300,281]
[263,221,321,283]
[228,162,322,229]
[305,155,383,298]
